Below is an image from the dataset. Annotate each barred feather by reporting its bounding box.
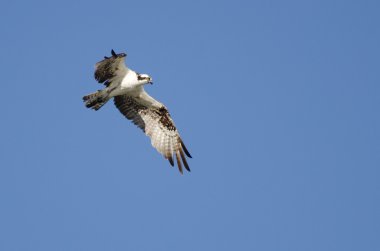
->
[114,94,191,173]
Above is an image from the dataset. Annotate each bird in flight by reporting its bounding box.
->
[83,49,192,174]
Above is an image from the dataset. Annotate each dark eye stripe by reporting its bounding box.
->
[137,74,148,81]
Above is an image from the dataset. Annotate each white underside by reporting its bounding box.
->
[107,68,162,109]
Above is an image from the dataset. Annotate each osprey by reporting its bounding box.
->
[83,50,192,174]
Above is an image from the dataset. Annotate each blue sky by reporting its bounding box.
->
[0,0,379,250]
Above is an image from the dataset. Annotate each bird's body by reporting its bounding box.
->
[83,50,191,173]
[110,70,142,96]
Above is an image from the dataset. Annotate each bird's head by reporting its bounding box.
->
[137,73,153,85]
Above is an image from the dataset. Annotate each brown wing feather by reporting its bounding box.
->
[114,95,191,173]
[179,148,190,172]
[94,54,126,84]
[176,151,183,174]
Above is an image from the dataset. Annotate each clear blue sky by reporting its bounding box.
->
[0,0,379,250]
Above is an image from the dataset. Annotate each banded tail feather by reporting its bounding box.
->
[83,90,110,111]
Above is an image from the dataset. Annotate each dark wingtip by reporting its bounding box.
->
[179,148,191,172]
[111,49,117,57]
[180,138,192,158]
[168,156,174,167]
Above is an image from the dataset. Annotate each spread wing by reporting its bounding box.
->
[114,94,192,174]
[94,50,127,86]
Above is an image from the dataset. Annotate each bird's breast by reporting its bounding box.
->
[121,71,139,88]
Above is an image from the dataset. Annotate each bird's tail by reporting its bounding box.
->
[83,90,110,111]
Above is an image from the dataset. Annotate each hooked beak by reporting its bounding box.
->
[149,78,153,85]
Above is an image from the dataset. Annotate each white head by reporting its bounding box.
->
[137,73,153,85]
